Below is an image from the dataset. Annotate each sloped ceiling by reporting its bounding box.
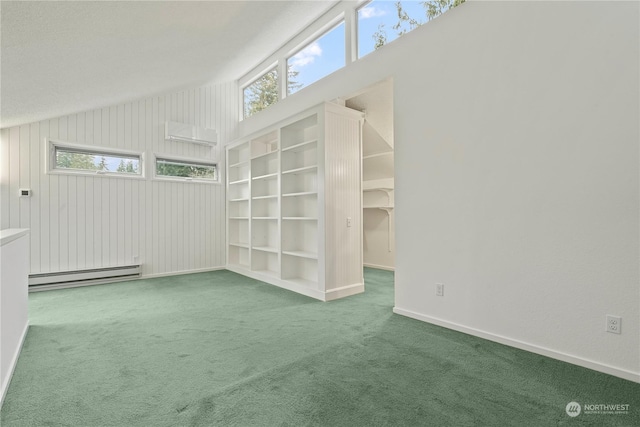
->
[346,80,393,146]
[0,0,338,129]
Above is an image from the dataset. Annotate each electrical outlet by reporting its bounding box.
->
[347,217,352,227]
[436,283,444,297]
[606,315,621,334]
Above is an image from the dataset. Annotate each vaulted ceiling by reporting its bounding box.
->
[1,1,338,129]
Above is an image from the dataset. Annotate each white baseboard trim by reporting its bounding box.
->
[324,282,364,301]
[226,265,326,301]
[141,266,225,280]
[363,263,395,272]
[29,267,227,292]
[1,322,29,409]
[225,266,364,302]
[393,307,640,384]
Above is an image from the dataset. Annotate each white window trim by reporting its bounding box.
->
[238,1,366,119]
[46,138,145,179]
[152,153,221,185]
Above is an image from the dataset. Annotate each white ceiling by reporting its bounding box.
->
[0,0,338,129]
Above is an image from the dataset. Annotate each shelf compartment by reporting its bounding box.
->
[228,245,249,268]
[362,178,394,191]
[251,150,278,161]
[282,193,317,218]
[252,197,278,218]
[250,131,278,157]
[251,250,279,276]
[252,176,278,199]
[282,219,317,254]
[228,142,250,166]
[251,151,279,177]
[281,115,318,150]
[281,170,316,195]
[228,160,249,168]
[228,199,249,218]
[363,188,393,209]
[281,141,317,172]
[228,218,249,248]
[228,183,249,201]
[228,162,250,182]
[281,254,317,287]
[252,218,279,252]
[363,152,394,182]
[362,120,393,158]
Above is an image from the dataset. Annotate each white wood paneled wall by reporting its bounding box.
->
[0,82,237,277]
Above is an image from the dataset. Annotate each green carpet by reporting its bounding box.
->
[1,268,638,426]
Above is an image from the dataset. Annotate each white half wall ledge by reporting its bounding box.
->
[0,228,29,246]
[1,228,30,407]
[393,307,640,384]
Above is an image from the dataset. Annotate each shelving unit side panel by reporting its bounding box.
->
[323,111,363,291]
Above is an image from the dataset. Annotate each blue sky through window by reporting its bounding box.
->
[287,21,345,95]
[358,0,429,58]
[286,1,431,94]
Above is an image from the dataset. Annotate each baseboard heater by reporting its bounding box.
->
[29,265,141,292]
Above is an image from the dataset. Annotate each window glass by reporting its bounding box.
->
[54,146,140,175]
[358,0,464,58]
[156,158,217,181]
[287,21,345,95]
[243,67,278,119]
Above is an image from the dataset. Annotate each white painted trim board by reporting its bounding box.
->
[393,307,640,384]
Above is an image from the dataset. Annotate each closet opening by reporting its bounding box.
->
[344,79,395,278]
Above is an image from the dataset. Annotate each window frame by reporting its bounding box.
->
[47,139,145,179]
[238,2,359,120]
[152,154,220,184]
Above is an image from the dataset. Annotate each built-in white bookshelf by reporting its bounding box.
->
[227,141,251,268]
[226,103,364,301]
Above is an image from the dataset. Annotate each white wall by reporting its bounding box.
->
[238,1,640,381]
[0,83,237,277]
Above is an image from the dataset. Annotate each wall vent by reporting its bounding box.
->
[29,265,141,292]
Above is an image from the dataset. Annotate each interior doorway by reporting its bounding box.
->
[344,79,395,272]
